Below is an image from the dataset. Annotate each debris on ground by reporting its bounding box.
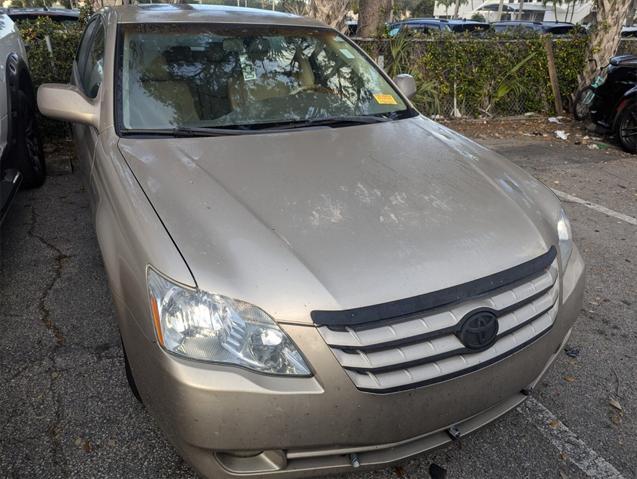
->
[609,398,623,412]
[564,346,580,358]
[438,117,632,157]
[563,375,576,383]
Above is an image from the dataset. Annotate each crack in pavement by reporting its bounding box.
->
[26,205,71,476]
[27,207,69,346]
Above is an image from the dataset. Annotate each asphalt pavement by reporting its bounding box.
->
[0,133,635,479]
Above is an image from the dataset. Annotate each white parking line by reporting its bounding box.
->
[553,189,637,226]
[518,398,625,479]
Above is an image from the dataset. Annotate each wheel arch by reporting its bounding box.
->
[612,86,637,131]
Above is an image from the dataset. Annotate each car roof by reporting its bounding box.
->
[7,8,79,18]
[542,21,575,27]
[492,20,542,25]
[400,18,448,24]
[110,4,325,28]
[448,19,487,25]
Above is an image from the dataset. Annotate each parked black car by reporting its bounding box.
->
[491,20,583,36]
[621,26,637,37]
[541,22,585,35]
[3,7,80,25]
[447,19,491,34]
[574,55,637,153]
[388,18,451,36]
[491,20,544,34]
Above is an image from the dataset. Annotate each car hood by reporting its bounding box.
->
[118,116,560,324]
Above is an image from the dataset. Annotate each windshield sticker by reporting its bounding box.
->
[239,54,257,81]
[340,48,355,59]
[373,93,398,105]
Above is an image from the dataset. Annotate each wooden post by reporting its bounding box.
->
[544,36,563,115]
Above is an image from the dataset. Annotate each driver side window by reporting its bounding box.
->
[76,18,105,99]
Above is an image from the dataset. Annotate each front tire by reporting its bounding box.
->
[573,87,594,121]
[617,102,637,154]
[13,90,46,188]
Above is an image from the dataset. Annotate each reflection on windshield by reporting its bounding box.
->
[120,24,410,130]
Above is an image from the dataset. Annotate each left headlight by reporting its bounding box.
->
[147,268,311,376]
[557,208,573,270]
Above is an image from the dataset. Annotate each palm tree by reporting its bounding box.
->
[452,0,468,18]
[541,0,563,22]
[436,0,455,17]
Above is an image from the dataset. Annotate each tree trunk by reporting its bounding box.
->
[517,0,525,20]
[581,0,633,87]
[453,0,462,18]
[357,0,393,37]
[496,0,505,21]
[307,0,351,32]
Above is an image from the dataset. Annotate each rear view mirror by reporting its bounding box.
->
[393,74,417,100]
[37,84,99,129]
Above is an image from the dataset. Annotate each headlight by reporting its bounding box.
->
[147,268,310,376]
[557,208,573,270]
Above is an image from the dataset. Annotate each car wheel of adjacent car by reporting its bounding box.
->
[122,343,143,403]
[617,102,637,154]
[572,87,594,121]
[13,90,46,188]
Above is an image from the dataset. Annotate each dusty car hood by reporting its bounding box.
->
[118,116,559,324]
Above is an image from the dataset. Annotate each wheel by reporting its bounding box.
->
[122,342,143,403]
[13,90,46,188]
[573,87,595,121]
[616,102,637,154]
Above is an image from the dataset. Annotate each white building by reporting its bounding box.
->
[434,0,594,24]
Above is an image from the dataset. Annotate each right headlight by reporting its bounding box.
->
[147,268,311,376]
[557,208,573,270]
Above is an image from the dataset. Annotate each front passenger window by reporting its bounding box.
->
[80,21,105,98]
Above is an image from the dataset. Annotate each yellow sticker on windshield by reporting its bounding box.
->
[373,93,398,105]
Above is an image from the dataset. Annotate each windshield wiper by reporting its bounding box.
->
[264,115,391,131]
[120,127,259,138]
[121,115,398,137]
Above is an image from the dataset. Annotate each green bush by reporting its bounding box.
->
[357,33,588,118]
[16,5,91,138]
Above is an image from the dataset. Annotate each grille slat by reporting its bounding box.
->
[317,253,560,393]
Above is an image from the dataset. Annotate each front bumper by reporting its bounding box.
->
[121,247,585,479]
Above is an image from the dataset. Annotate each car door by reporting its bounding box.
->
[71,17,104,187]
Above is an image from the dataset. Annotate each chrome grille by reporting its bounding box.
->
[316,252,559,393]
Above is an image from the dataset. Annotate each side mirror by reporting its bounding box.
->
[37,84,99,128]
[393,74,417,100]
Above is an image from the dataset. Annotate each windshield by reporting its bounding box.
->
[117,23,411,132]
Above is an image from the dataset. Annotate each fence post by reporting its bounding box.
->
[543,36,563,115]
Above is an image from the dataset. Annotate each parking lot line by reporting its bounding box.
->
[519,398,625,479]
[552,189,637,226]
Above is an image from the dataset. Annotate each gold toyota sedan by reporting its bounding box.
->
[37,4,585,478]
